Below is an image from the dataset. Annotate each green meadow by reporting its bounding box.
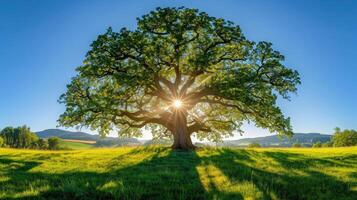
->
[0,146,356,200]
[60,140,95,150]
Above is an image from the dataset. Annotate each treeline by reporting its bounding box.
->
[312,128,357,148]
[242,127,357,148]
[291,128,357,148]
[0,126,61,150]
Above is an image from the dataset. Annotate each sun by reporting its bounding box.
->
[173,99,183,108]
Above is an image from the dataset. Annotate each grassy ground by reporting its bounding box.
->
[60,140,94,150]
[0,146,356,200]
[61,140,96,144]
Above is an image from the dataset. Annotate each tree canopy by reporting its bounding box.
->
[312,141,322,148]
[248,142,261,148]
[59,7,300,149]
[0,136,4,147]
[0,126,39,149]
[0,126,58,150]
[292,143,302,148]
[332,128,357,147]
[48,137,61,150]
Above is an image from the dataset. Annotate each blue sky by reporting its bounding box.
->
[0,0,356,139]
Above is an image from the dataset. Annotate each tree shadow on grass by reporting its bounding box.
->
[1,148,356,200]
[262,151,357,169]
[0,148,243,200]
[204,149,357,200]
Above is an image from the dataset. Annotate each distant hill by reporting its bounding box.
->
[221,133,332,147]
[143,133,332,147]
[36,130,332,147]
[95,138,141,147]
[144,139,172,146]
[36,129,100,141]
[35,129,141,147]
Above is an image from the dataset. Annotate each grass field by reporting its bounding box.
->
[60,140,94,150]
[0,146,356,199]
[62,140,97,144]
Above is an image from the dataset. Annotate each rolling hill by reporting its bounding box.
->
[222,133,332,147]
[36,129,332,147]
[60,140,95,150]
[35,129,141,147]
[36,129,100,141]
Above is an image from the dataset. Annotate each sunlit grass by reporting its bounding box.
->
[0,146,356,199]
[60,140,94,150]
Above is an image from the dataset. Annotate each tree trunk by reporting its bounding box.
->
[171,111,196,150]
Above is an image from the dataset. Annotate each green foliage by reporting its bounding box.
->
[0,147,356,199]
[60,140,93,150]
[0,127,14,147]
[322,141,333,147]
[247,142,261,148]
[312,140,333,148]
[37,138,49,149]
[144,139,173,146]
[0,136,3,147]
[59,7,300,144]
[48,137,61,150]
[332,128,357,147]
[334,127,341,133]
[313,141,322,148]
[292,143,302,147]
[0,126,39,149]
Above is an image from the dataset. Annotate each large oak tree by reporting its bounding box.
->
[59,7,300,150]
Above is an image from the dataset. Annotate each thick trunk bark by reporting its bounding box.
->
[172,126,195,150]
[171,111,196,150]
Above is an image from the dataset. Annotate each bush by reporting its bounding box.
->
[321,142,332,147]
[332,128,357,147]
[0,136,3,147]
[37,138,49,149]
[292,143,302,148]
[48,137,61,150]
[312,141,322,148]
[248,142,261,148]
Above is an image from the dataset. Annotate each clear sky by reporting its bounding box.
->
[0,0,356,140]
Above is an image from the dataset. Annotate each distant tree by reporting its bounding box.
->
[37,138,49,149]
[48,137,61,150]
[0,136,4,147]
[0,127,15,147]
[292,143,301,148]
[15,126,38,148]
[16,126,38,148]
[144,139,173,146]
[332,128,357,147]
[0,126,38,148]
[58,7,300,150]
[321,141,332,147]
[334,127,341,134]
[312,141,322,148]
[248,142,261,148]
